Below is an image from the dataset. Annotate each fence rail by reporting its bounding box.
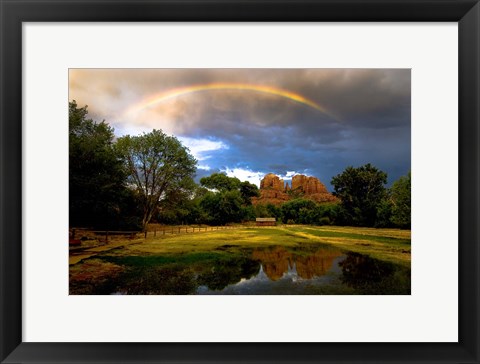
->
[145,225,239,239]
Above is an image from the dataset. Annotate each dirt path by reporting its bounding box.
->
[69,239,143,265]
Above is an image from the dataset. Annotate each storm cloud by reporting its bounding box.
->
[69,68,411,188]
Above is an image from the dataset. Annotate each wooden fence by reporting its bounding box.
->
[144,225,238,239]
[71,225,241,244]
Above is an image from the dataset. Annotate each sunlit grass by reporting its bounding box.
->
[107,225,411,267]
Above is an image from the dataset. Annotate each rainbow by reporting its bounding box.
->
[125,83,335,118]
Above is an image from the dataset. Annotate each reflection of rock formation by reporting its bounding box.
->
[253,173,337,205]
[251,246,343,281]
[295,250,342,279]
[252,247,291,280]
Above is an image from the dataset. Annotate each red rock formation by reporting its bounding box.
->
[260,173,285,191]
[292,175,329,194]
[253,189,290,205]
[253,173,338,205]
[253,173,290,205]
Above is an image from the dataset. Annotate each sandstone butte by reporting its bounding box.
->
[252,173,338,205]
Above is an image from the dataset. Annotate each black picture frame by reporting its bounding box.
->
[1,1,479,363]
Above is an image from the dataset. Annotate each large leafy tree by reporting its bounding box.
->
[116,129,197,230]
[69,101,138,229]
[331,163,387,226]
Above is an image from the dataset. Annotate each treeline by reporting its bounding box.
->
[69,101,410,231]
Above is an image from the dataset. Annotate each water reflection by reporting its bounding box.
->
[339,252,411,294]
[197,245,346,294]
[196,246,410,295]
[196,257,259,290]
[252,246,343,281]
[73,244,410,295]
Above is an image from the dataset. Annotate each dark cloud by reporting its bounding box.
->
[69,69,411,187]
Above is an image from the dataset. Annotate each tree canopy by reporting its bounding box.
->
[390,171,411,228]
[198,173,259,224]
[69,101,139,229]
[200,173,241,192]
[331,163,387,226]
[116,129,197,230]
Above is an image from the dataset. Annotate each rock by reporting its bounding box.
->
[260,173,285,191]
[253,173,338,205]
[253,189,290,205]
[291,175,329,194]
[291,175,337,203]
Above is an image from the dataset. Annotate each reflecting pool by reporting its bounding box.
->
[195,245,410,295]
[70,243,410,295]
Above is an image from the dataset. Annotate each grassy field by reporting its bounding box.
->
[109,225,410,266]
[69,225,411,295]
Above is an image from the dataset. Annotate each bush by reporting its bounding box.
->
[318,216,331,226]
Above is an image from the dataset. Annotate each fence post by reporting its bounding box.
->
[144,230,147,239]
[178,227,181,234]
[105,231,109,243]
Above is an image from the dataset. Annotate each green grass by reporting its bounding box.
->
[109,225,410,267]
[100,251,228,267]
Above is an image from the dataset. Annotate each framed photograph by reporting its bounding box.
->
[1,0,479,363]
[67,67,412,297]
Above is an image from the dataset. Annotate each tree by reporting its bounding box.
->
[156,177,198,225]
[239,181,260,205]
[198,173,260,224]
[116,129,197,230]
[200,173,240,192]
[374,197,393,228]
[281,199,317,224]
[200,190,245,225]
[307,203,339,226]
[69,101,139,229]
[390,172,411,228]
[331,164,387,226]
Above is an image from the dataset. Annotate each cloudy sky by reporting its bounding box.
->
[69,69,410,189]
